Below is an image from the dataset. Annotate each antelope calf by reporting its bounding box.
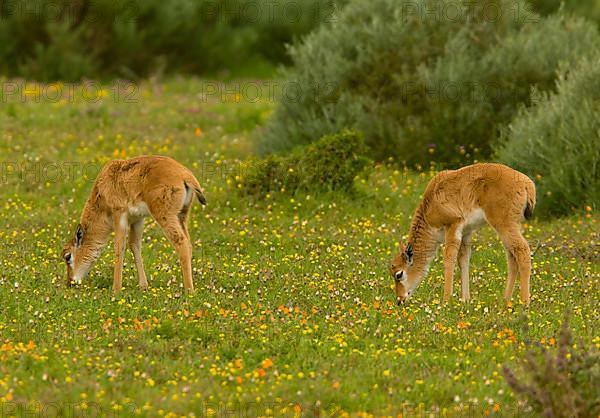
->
[390,163,536,305]
[62,156,206,293]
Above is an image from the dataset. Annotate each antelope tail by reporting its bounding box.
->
[184,175,207,206]
[524,180,536,220]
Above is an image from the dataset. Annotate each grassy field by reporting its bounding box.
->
[0,77,598,417]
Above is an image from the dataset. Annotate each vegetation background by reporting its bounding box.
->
[0,0,598,416]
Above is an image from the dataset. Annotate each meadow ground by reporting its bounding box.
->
[0,78,598,417]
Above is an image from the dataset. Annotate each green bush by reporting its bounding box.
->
[0,0,338,80]
[237,155,297,197]
[496,57,600,217]
[528,0,600,26]
[503,315,600,417]
[239,129,369,197]
[259,0,600,166]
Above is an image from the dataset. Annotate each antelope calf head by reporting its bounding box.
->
[62,223,100,286]
[62,224,82,286]
[389,243,417,304]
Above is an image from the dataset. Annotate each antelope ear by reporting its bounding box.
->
[405,244,414,265]
[75,224,84,247]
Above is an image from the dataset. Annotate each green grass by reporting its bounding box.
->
[0,77,598,417]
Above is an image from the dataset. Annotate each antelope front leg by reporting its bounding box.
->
[503,251,518,301]
[129,219,149,290]
[112,213,128,293]
[443,225,462,303]
[458,235,472,302]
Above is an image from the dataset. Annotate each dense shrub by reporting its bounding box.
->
[496,57,600,217]
[528,0,600,26]
[259,0,600,166]
[503,315,600,417]
[0,0,338,80]
[238,129,369,197]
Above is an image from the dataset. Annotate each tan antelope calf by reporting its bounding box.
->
[390,163,536,305]
[62,156,206,293]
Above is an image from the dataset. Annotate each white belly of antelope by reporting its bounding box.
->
[128,201,150,219]
[463,208,487,232]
